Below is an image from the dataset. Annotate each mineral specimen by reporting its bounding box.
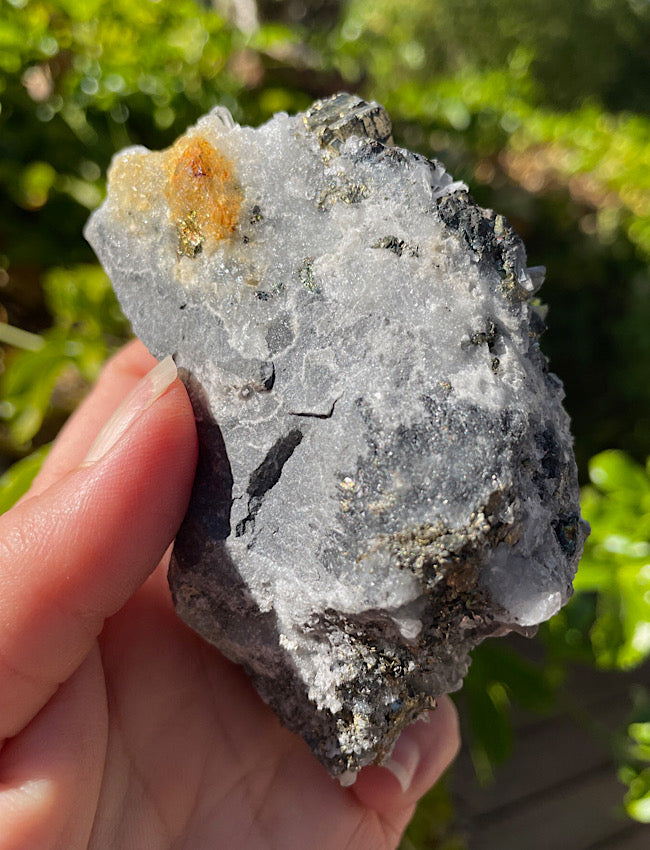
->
[85,93,588,780]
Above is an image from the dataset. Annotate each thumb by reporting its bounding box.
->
[351,696,460,834]
[0,357,198,742]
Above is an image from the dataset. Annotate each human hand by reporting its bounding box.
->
[0,341,460,849]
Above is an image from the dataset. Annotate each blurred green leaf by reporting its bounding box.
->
[566,452,650,670]
[399,777,467,850]
[589,450,650,497]
[618,688,650,824]
[625,774,650,824]
[18,161,57,209]
[459,641,558,783]
[1,264,129,448]
[2,330,72,444]
[0,443,50,514]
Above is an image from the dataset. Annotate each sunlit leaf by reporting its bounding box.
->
[569,452,650,670]
[0,444,50,514]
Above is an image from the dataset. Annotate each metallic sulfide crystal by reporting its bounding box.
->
[85,94,588,779]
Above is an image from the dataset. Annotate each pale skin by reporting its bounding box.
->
[0,341,460,849]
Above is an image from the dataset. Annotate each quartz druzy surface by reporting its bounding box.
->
[85,94,588,779]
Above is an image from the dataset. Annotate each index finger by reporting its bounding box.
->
[26,340,157,498]
[0,356,197,742]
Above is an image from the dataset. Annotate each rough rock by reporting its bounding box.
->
[85,93,588,780]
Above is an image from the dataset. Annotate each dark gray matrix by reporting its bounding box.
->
[86,94,588,780]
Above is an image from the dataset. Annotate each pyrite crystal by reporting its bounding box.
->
[86,94,588,780]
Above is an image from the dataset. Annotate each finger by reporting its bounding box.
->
[352,696,460,822]
[0,646,107,850]
[27,340,156,498]
[0,359,198,741]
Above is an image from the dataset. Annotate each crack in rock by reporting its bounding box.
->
[235,428,303,537]
[289,397,339,419]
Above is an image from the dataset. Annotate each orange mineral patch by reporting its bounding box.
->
[165,136,242,257]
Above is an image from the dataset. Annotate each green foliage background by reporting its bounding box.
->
[1,0,649,845]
